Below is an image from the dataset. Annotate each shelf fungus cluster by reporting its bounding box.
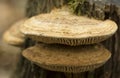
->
[3,19,26,47]
[21,7,117,73]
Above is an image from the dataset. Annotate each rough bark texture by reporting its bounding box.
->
[102,5,120,78]
[26,0,69,17]
[13,0,120,78]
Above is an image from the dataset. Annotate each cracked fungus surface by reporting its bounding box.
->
[21,8,117,39]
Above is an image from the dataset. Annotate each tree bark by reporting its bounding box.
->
[26,0,69,17]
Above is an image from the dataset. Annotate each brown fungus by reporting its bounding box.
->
[20,7,117,46]
[22,43,111,73]
[3,19,26,47]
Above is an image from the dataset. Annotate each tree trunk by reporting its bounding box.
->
[13,0,120,78]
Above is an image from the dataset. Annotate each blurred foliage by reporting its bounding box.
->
[69,0,85,15]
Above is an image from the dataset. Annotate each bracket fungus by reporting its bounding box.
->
[0,0,119,78]
[3,19,26,47]
[14,0,120,77]
[23,44,111,73]
[20,7,117,46]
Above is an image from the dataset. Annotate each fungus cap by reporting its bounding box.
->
[3,19,26,47]
[20,8,118,46]
[22,44,111,73]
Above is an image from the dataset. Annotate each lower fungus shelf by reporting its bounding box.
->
[15,58,91,78]
[22,43,111,73]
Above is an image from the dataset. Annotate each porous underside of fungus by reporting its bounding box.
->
[3,19,26,46]
[22,43,111,73]
[20,7,117,46]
